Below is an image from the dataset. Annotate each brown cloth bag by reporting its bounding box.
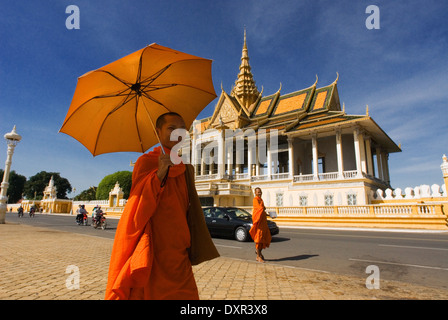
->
[184,164,220,265]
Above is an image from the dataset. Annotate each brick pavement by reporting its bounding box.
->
[1,222,448,300]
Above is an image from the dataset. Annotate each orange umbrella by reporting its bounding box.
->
[60,43,216,156]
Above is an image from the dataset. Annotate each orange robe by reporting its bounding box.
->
[105,146,217,300]
[249,196,271,250]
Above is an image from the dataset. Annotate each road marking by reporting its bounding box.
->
[280,230,448,243]
[282,225,448,234]
[379,244,448,251]
[349,258,448,271]
[226,257,330,274]
[214,244,242,249]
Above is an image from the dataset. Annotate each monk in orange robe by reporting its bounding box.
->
[249,187,271,263]
[105,112,219,300]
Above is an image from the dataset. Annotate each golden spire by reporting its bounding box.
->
[231,29,260,111]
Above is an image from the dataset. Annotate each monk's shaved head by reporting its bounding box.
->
[156,112,183,129]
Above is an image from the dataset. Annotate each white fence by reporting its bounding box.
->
[239,203,445,217]
[372,184,447,200]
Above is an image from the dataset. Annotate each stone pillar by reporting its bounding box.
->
[191,131,197,176]
[335,129,344,179]
[255,143,260,176]
[353,127,365,177]
[365,136,374,176]
[383,152,390,184]
[247,141,252,178]
[287,137,294,178]
[201,151,205,176]
[312,133,318,180]
[267,142,272,179]
[217,129,225,179]
[376,147,383,180]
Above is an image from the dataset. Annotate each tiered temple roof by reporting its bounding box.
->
[194,32,400,154]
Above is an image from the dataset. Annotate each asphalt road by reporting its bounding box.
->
[6,212,448,290]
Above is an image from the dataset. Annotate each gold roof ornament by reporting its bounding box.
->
[230,29,260,112]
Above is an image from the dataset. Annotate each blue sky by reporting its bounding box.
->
[0,1,447,196]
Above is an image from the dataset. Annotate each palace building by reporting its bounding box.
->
[190,31,401,208]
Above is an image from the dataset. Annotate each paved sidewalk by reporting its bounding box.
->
[1,223,447,300]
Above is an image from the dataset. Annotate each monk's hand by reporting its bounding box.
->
[157,154,173,182]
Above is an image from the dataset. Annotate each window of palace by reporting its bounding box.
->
[276,192,284,207]
[324,194,334,206]
[347,193,357,206]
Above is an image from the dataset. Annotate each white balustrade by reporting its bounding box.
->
[373,184,446,200]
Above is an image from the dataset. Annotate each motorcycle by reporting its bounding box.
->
[92,213,107,230]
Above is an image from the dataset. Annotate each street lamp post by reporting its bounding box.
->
[0,126,22,224]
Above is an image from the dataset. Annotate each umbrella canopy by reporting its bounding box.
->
[60,43,217,156]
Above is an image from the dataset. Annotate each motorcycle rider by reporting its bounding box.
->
[76,204,88,225]
[93,206,105,227]
[29,206,35,217]
[17,206,24,218]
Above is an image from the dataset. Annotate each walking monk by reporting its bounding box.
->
[105,112,219,300]
[249,187,271,263]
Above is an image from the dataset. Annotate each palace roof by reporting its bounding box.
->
[193,33,401,154]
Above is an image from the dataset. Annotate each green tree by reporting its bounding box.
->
[23,171,72,200]
[0,170,26,203]
[74,186,97,201]
[96,171,132,200]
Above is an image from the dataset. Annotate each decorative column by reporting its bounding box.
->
[382,152,390,184]
[365,136,374,176]
[353,127,365,177]
[375,147,383,180]
[191,128,197,176]
[0,126,22,224]
[267,141,272,179]
[255,144,260,176]
[287,137,294,178]
[199,140,206,176]
[217,129,225,179]
[226,144,233,178]
[335,129,344,179]
[312,133,318,180]
[247,141,252,178]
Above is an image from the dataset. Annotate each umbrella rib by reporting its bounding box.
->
[146,83,217,97]
[139,58,211,86]
[134,95,145,153]
[95,70,133,87]
[60,87,134,129]
[140,91,171,113]
[139,64,172,90]
[136,50,144,87]
[92,91,137,155]
[143,83,178,92]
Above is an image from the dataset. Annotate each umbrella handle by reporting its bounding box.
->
[160,166,170,188]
